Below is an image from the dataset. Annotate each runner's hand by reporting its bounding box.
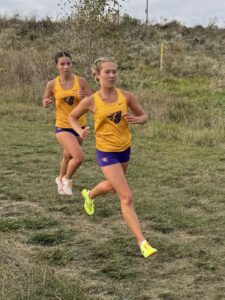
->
[122,113,138,124]
[80,126,90,138]
[43,97,52,108]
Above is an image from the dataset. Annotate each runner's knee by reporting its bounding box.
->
[63,152,72,162]
[71,152,84,165]
[120,192,133,206]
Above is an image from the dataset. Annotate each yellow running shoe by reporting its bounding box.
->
[140,241,157,258]
[82,189,94,216]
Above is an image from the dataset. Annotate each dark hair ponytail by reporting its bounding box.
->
[54,51,72,63]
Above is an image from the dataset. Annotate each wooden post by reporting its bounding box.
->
[160,42,164,71]
[145,0,149,25]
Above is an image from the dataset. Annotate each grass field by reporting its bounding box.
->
[1,96,225,300]
[2,12,225,299]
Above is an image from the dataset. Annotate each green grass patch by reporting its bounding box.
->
[1,88,225,299]
[27,229,74,246]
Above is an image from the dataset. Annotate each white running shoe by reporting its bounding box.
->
[55,177,65,195]
[62,176,73,195]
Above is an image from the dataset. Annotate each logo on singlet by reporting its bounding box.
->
[63,96,74,105]
[107,111,122,124]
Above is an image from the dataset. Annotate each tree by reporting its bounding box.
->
[58,0,125,76]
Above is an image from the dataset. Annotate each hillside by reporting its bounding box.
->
[1,15,225,145]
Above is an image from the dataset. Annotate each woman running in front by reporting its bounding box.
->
[69,57,157,258]
[43,51,91,195]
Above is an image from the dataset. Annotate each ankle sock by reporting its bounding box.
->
[139,240,147,247]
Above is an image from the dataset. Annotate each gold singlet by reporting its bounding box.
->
[93,88,131,152]
[54,75,86,128]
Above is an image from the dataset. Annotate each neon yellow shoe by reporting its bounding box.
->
[140,241,157,258]
[82,189,94,216]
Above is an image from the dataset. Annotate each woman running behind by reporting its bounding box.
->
[43,51,91,195]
